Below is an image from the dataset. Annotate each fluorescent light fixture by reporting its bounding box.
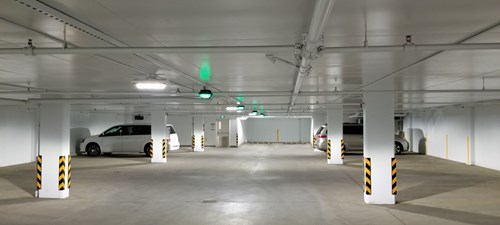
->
[133,76,167,90]
[237,105,245,110]
[226,106,238,111]
[249,110,258,116]
[198,87,213,99]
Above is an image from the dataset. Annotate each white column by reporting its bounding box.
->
[312,114,326,148]
[193,116,205,152]
[229,119,238,147]
[327,109,343,164]
[37,104,70,199]
[363,91,395,204]
[151,111,167,163]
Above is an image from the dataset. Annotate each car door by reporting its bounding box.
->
[122,125,150,153]
[99,126,124,152]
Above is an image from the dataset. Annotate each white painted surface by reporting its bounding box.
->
[150,111,166,163]
[238,118,247,146]
[193,116,204,152]
[229,119,238,147]
[246,118,311,143]
[405,105,500,171]
[38,104,70,198]
[203,116,217,147]
[168,115,192,147]
[327,110,343,164]
[363,91,395,204]
[0,107,37,167]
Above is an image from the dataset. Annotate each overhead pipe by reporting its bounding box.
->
[3,88,500,97]
[289,0,336,113]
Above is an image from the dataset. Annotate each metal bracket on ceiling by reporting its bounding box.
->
[24,39,35,56]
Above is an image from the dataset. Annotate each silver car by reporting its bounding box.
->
[314,123,409,154]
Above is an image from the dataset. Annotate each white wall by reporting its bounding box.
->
[404,106,500,171]
[0,107,37,167]
[247,117,311,143]
[167,115,192,146]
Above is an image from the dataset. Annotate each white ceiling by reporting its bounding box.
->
[1,0,500,115]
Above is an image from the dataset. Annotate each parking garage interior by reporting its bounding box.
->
[1,0,500,224]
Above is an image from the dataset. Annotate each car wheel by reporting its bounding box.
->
[394,142,403,155]
[144,144,151,157]
[86,143,101,156]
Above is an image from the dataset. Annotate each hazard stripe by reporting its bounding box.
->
[392,158,397,195]
[36,155,42,190]
[58,156,66,190]
[192,135,195,149]
[365,157,371,195]
[327,139,331,160]
[68,155,72,189]
[341,139,345,159]
[149,139,153,158]
[162,139,167,158]
[201,135,205,149]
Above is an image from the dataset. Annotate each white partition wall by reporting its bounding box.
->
[0,107,37,167]
[404,105,500,171]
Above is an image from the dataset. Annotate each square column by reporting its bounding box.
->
[363,92,395,204]
[229,119,238,147]
[37,104,70,199]
[327,109,343,164]
[193,116,205,152]
[151,111,167,163]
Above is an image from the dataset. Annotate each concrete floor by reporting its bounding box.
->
[0,144,499,225]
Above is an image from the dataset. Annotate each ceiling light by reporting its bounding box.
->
[133,76,167,90]
[198,87,213,99]
[249,110,258,116]
[226,106,238,111]
[237,105,245,110]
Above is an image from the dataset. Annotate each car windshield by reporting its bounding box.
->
[316,127,324,135]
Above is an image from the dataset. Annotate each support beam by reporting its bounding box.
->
[327,109,343,164]
[363,83,396,204]
[151,111,167,163]
[193,116,205,152]
[37,103,70,198]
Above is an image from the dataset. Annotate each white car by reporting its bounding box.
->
[80,124,180,156]
[314,123,410,154]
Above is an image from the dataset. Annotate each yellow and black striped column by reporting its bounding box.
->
[392,158,397,195]
[201,135,205,149]
[341,139,345,159]
[327,140,331,160]
[192,135,195,149]
[313,135,316,146]
[162,139,167,159]
[149,139,153,158]
[36,155,42,190]
[68,156,72,189]
[236,133,239,146]
[58,156,66,191]
[364,157,371,195]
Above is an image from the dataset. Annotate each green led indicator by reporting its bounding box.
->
[199,62,211,82]
[237,96,245,101]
